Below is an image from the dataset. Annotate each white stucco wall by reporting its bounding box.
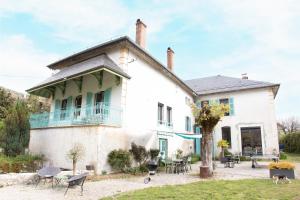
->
[197,88,279,156]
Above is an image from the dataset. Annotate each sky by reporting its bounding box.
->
[0,0,299,119]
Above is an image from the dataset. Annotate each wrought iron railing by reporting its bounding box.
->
[30,103,122,128]
[157,120,173,129]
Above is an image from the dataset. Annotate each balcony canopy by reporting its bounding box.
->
[27,54,130,98]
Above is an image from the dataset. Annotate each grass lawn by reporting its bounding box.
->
[285,153,300,162]
[102,179,300,200]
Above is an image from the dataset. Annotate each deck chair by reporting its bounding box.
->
[64,172,89,196]
[36,166,61,188]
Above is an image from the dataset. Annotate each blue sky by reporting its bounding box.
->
[0,0,299,119]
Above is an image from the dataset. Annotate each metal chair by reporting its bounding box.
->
[64,172,89,196]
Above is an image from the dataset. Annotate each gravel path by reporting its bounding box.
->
[0,161,298,200]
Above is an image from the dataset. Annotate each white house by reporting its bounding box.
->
[185,75,280,156]
[27,19,280,173]
[27,19,196,173]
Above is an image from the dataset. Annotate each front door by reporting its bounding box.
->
[159,138,168,159]
[241,127,262,156]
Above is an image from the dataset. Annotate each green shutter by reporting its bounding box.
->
[189,118,192,131]
[104,87,112,106]
[208,100,213,105]
[54,99,61,121]
[66,96,73,119]
[196,100,201,108]
[229,97,234,116]
[86,92,93,116]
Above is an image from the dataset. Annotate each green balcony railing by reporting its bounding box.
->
[30,103,122,129]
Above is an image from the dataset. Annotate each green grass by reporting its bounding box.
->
[285,153,300,162]
[102,179,300,200]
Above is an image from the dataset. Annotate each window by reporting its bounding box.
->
[222,126,231,148]
[60,99,68,120]
[185,116,191,132]
[158,103,164,124]
[219,98,229,116]
[185,97,191,105]
[167,106,172,127]
[201,100,209,107]
[95,91,104,114]
[74,95,82,118]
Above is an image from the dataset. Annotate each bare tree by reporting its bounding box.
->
[278,117,300,134]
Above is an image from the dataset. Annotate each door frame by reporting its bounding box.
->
[238,124,265,155]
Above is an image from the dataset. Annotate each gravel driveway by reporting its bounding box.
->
[0,161,298,200]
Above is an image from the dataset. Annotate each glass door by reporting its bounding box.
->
[159,138,168,159]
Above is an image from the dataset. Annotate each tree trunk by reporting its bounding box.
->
[200,131,213,178]
[73,160,76,176]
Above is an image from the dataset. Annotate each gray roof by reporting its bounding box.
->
[27,54,130,92]
[39,36,196,95]
[185,75,280,96]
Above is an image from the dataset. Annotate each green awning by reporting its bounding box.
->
[175,133,202,140]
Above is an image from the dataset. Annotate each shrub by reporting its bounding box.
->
[240,156,251,161]
[11,162,22,173]
[130,143,148,166]
[280,132,300,153]
[3,100,30,157]
[269,162,295,170]
[149,149,160,160]
[0,162,10,173]
[108,149,131,172]
[280,152,287,160]
[190,154,201,164]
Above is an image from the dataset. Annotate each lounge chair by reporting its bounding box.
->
[64,172,89,196]
[36,166,61,188]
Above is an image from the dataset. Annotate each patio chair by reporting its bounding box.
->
[233,153,241,164]
[224,156,235,168]
[187,156,192,170]
[35,166,61,188]
[64,172,89,196]
[163,158,174,173]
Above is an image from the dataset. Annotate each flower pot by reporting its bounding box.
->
[269,169,295,179]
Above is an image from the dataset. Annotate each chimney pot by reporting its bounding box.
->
[135,19,147,48]
[167,47,174,72]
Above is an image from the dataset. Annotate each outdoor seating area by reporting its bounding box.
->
[35,166,89,196]
[162,155,192,174]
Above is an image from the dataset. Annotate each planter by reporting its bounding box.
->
[269,169,295,179]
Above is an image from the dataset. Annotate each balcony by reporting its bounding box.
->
[30,103,122,129]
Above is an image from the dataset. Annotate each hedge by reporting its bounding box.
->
[280,132,300,153]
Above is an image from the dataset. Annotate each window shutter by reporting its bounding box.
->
[86,92,93,116]
[208,100,213,105]
[104,87,112,106]
[54,99,61,121]
[66,96,73,118]
[229,97,234,116]
[189,118,192,131]
[196,127,201,134]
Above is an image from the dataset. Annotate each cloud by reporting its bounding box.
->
[0,34,58,92]
[0,0,132,44]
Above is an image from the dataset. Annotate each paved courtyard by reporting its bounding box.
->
[0,161,298,200]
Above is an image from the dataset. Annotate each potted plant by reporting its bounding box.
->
[269,161,295,179]
[217,140,229,163]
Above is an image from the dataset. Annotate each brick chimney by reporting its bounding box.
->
[241,73,248,79]
[135,19,147,48]
[167,47,174,71]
